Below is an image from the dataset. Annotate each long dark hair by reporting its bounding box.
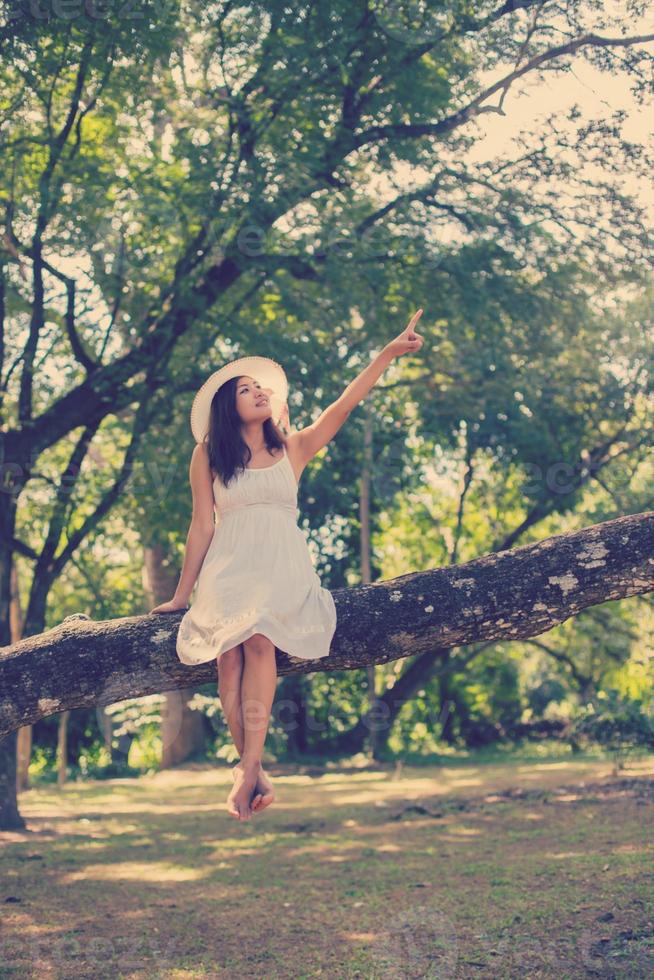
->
[205,375,286,487]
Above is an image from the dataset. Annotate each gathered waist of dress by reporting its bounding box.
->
[218,500,298,518]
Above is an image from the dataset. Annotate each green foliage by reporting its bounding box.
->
[571,690,654,773]
[27,745,56,782]
[526,678,568,716]
[302,668,372,745]
[76,743,135,781]
[4,0,654,776]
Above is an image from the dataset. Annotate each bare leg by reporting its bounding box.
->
[228,633,278,821]
[218,645,250,821]
[218,641,277,820]
[217,645,245,754]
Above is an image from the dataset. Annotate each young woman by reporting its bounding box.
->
[151,310,424,821]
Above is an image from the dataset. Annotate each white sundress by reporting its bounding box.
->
[176,443,337,665]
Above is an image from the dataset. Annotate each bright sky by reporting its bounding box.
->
[371,12,654,298]
[470,7,654,217]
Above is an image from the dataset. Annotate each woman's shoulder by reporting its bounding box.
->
[192,441,211,467]
[191,442,215,479]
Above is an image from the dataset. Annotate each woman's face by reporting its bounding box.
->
[236,376,273,423]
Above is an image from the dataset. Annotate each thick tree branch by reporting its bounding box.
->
[11,246,99,373]
[1,510,652,737]
[16,255,244,456]
[352,32,654,150]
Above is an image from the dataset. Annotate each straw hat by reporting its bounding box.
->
[190,355,290,444]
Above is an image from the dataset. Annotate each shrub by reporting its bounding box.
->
[570,691,654,775]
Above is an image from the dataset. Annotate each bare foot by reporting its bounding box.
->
[229,763,275,816]
[251,765,275,814]
[226,762,259,821]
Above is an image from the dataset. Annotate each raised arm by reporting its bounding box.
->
[295,309,425,463]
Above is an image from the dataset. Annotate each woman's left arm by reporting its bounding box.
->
[296,309,425,461]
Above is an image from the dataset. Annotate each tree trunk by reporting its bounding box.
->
[1,511,653,743]
[438,648,457,745]
[0,470,25,826]
[160,691,205,767]
[97,704,118,763]
[16,726,32,793]
[10,562,33,792]
[0,732,24,829]
[143,542,205,768]
[282,674,309,757]
[57,710,70,787]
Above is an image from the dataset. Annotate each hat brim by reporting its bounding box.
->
[190,356,289,444]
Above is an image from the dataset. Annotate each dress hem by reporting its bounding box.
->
[176,614,335,666]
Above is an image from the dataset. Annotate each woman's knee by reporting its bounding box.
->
[242,633,276,656]
[217,644,244,673]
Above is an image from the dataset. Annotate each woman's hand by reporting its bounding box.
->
[383,309,425,360]
[150,597,190,614]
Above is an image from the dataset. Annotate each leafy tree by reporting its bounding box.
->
[2,0,654,826]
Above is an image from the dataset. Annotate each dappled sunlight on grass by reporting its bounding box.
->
[442,826,484,838]
[64,863,205,883]
[268,755,652,812]
[1,752,652,976]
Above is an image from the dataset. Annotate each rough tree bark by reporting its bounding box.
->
[1,511,652,741]
[10,563,32,792]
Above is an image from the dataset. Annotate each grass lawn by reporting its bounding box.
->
[1,749,653,978]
